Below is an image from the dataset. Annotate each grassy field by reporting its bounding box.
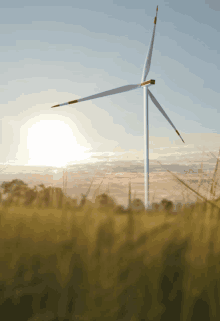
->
[0,166,220,321]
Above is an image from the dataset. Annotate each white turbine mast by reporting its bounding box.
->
[51,6,185,210]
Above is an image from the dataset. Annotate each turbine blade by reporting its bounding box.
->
[148,89,185,143]
[51,84,140,108]
[142,6,158,83]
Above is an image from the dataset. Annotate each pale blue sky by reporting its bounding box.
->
[0,0,219,167]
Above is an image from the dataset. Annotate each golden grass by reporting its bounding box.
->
[0,157,220,320]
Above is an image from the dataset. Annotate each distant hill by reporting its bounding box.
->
[0,158,217,182]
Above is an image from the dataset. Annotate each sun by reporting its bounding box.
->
[26,119,91,167]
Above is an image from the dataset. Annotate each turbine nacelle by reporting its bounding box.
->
[140,79,155,87]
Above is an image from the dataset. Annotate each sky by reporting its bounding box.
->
[0,0,219,168]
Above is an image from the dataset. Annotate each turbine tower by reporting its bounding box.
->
[51,6,185,210]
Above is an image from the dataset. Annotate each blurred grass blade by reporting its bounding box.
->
[93,168,110,200]
[197,147,204,202]
[210,148,220,198]
[197,146,220,192]
[157,161,220,209]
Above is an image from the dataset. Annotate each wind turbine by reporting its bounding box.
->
[51,6,185,210]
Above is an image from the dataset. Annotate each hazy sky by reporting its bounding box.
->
[0,0,219,168]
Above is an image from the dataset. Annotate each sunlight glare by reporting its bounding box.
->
[27,120,91,167]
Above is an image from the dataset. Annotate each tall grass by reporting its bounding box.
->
[0,161,220,320]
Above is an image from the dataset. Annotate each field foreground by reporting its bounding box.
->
[0,200,220,321]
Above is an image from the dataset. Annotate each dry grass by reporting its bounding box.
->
[0,157,220,321]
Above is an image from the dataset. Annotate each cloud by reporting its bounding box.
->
[89,133,220,164]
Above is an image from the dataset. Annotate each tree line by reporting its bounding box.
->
[0,179,73,208]
[0,178,179,214]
